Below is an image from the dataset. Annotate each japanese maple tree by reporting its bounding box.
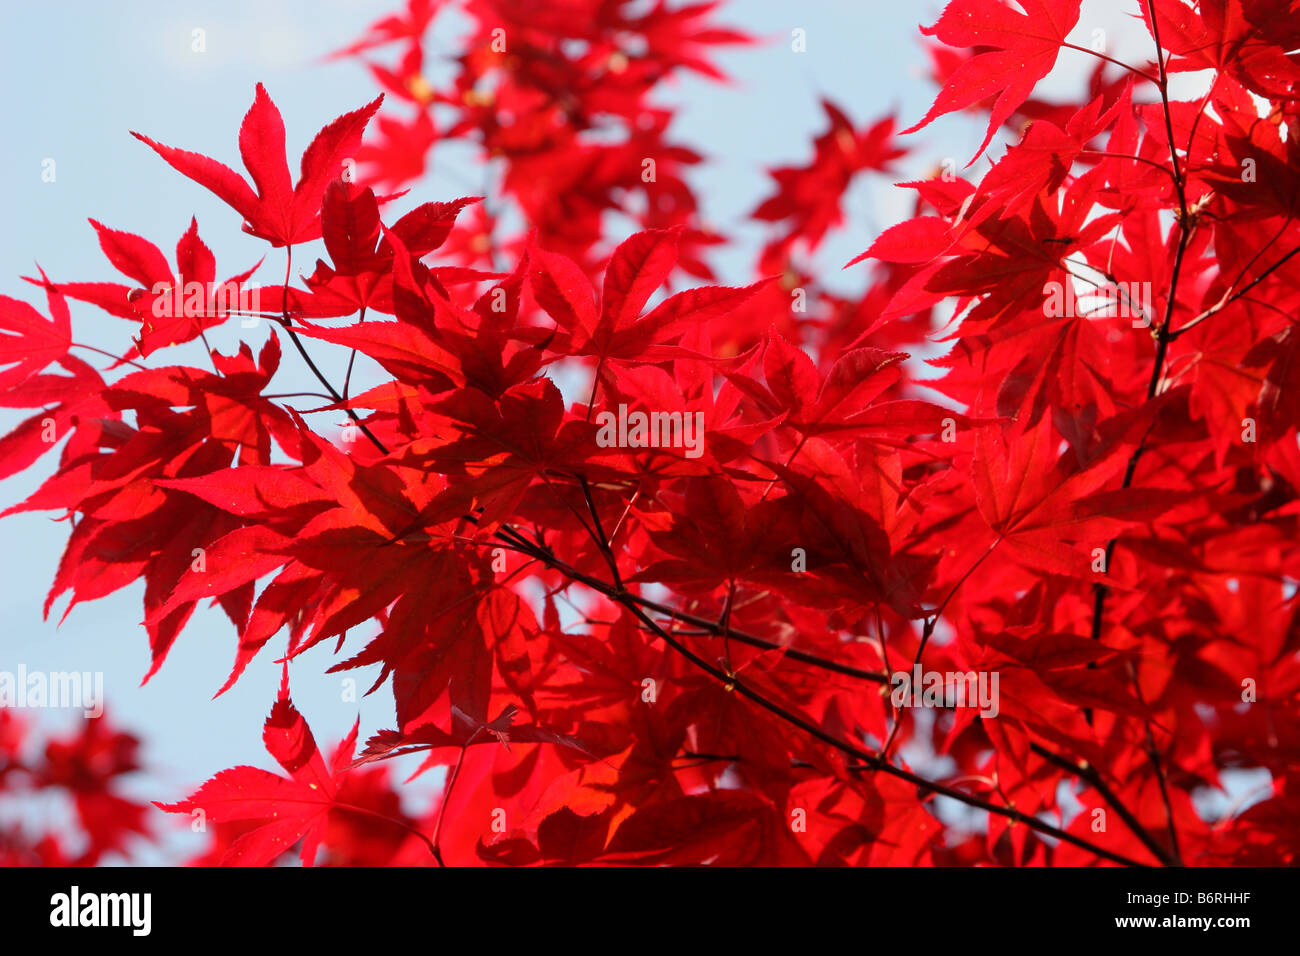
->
[3,0,1300,867]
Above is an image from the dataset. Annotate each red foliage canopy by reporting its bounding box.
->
[4,0,1300,866]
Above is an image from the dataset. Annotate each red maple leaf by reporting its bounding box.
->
[156,674,360,866]
[903,0,1084,163]
[132,83,383,247]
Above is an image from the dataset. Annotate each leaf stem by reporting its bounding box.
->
[1061,42,1160,84]
[70,343,147,370]
[490,519,1149,865]
[277,248,389,454]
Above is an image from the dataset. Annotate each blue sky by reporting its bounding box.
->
[0,0,1162,862]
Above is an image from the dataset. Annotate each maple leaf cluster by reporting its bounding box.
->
[0,710,151,865]
[4,0,1300,867]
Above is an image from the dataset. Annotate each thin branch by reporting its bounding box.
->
[70,343,147,371]
[264,391,337,402]
[1027,742,1178,866]
[1173,239,1300,338]
[619,597,1147,866]
[429,743,473,867]
[334,801,441,863]
[342,305,366,400]
[1079,149,1178,185]
[277,248,389,454]
[579,475,623,590]
[1085,2,1188,865]
[490,517,1148,865]
[487,505,1169,862]
[1061,42,1160,84]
